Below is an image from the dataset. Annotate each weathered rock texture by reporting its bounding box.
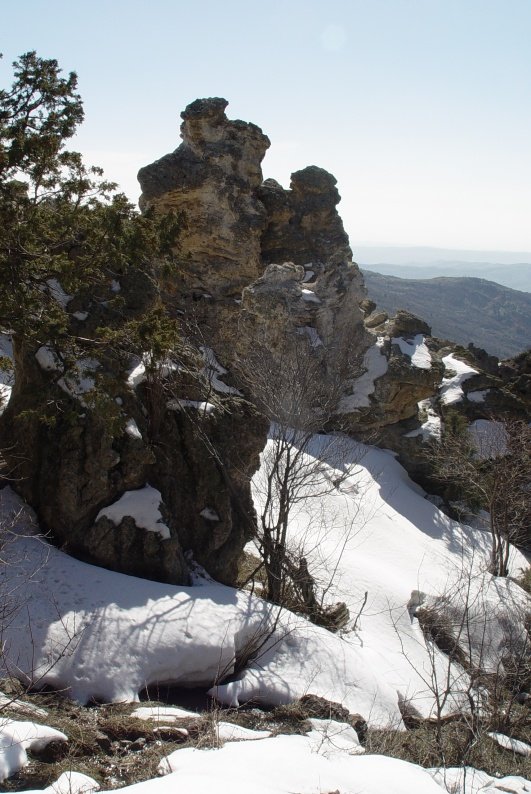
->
[139,97,270,299]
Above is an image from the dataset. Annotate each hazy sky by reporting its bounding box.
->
[2,0,531,252]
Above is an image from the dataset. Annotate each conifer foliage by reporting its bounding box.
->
[0,51,179,355]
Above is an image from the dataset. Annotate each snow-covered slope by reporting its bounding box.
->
[0,436,527,734]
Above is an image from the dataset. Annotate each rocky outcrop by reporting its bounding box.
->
[139,97,270,300]
[138,99,373,420]
[0,263,266,586]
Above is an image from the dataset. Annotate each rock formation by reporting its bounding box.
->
[3,95,528,587]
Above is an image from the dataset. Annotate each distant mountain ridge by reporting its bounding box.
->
[362,271,531,359]
[358,261,531,293]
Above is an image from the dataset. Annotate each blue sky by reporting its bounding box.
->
[2,0,531,252]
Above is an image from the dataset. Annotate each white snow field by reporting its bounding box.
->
[0,434,529,791]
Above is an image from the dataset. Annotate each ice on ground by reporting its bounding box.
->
[167,399,215,415]
[301,288,321,303]
[200,346,242,396]
[488,732,531,756]
[405,398,442,441]
[125,418,142,440]
[467,389,489,403]
[440,354,478,405]
[338,338,388,411]
[469,419,508,459]
[96,485,171,540]
[131,706,199,722]
[0,720,67,782]
[46,278,73,308]
[392,335,431,369]
[35,345,63,373]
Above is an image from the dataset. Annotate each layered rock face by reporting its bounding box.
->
[138,99,372,411]
[139,98,270,299]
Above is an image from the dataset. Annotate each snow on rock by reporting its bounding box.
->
[200,507,220,521]
[35,345,63,373]
[392,335,431,369]
[0,333,14,415]
[159,731,446,794]
[57,358,99,405]
[167,399,215,414]
[338,337,388,411]
[126,354,180,389]
[488,732,531,756]
[440,354,478,405]
[200,346,242,396]
[467,389,489,403]
[46,278,73,308]
[300,288,321,303]
[405,398,442,441]
[124,418,142,440]
[0,720,67,782]
[96,485,171,540]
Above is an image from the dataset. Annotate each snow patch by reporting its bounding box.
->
[35,345,63,373]
[0,333,14,415]
[110,280,121,293]
[440,354,478,405]
[488,732,531,756]
[300,288,321,303]
[0,720,67,782]
[72,311,89,321]
[57,358,99,405]
[96,485,171,539]
[167,399,215,415]
[200,507,220,521]
[298,326,323,348]
[201,347,242,396]
[125,418,142,440]
[46,278,73,308]
[405,399,441,441]
[131,706,198,722]
[338,338,388,411]
[467,389,489,403]
[392,335,431,369]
